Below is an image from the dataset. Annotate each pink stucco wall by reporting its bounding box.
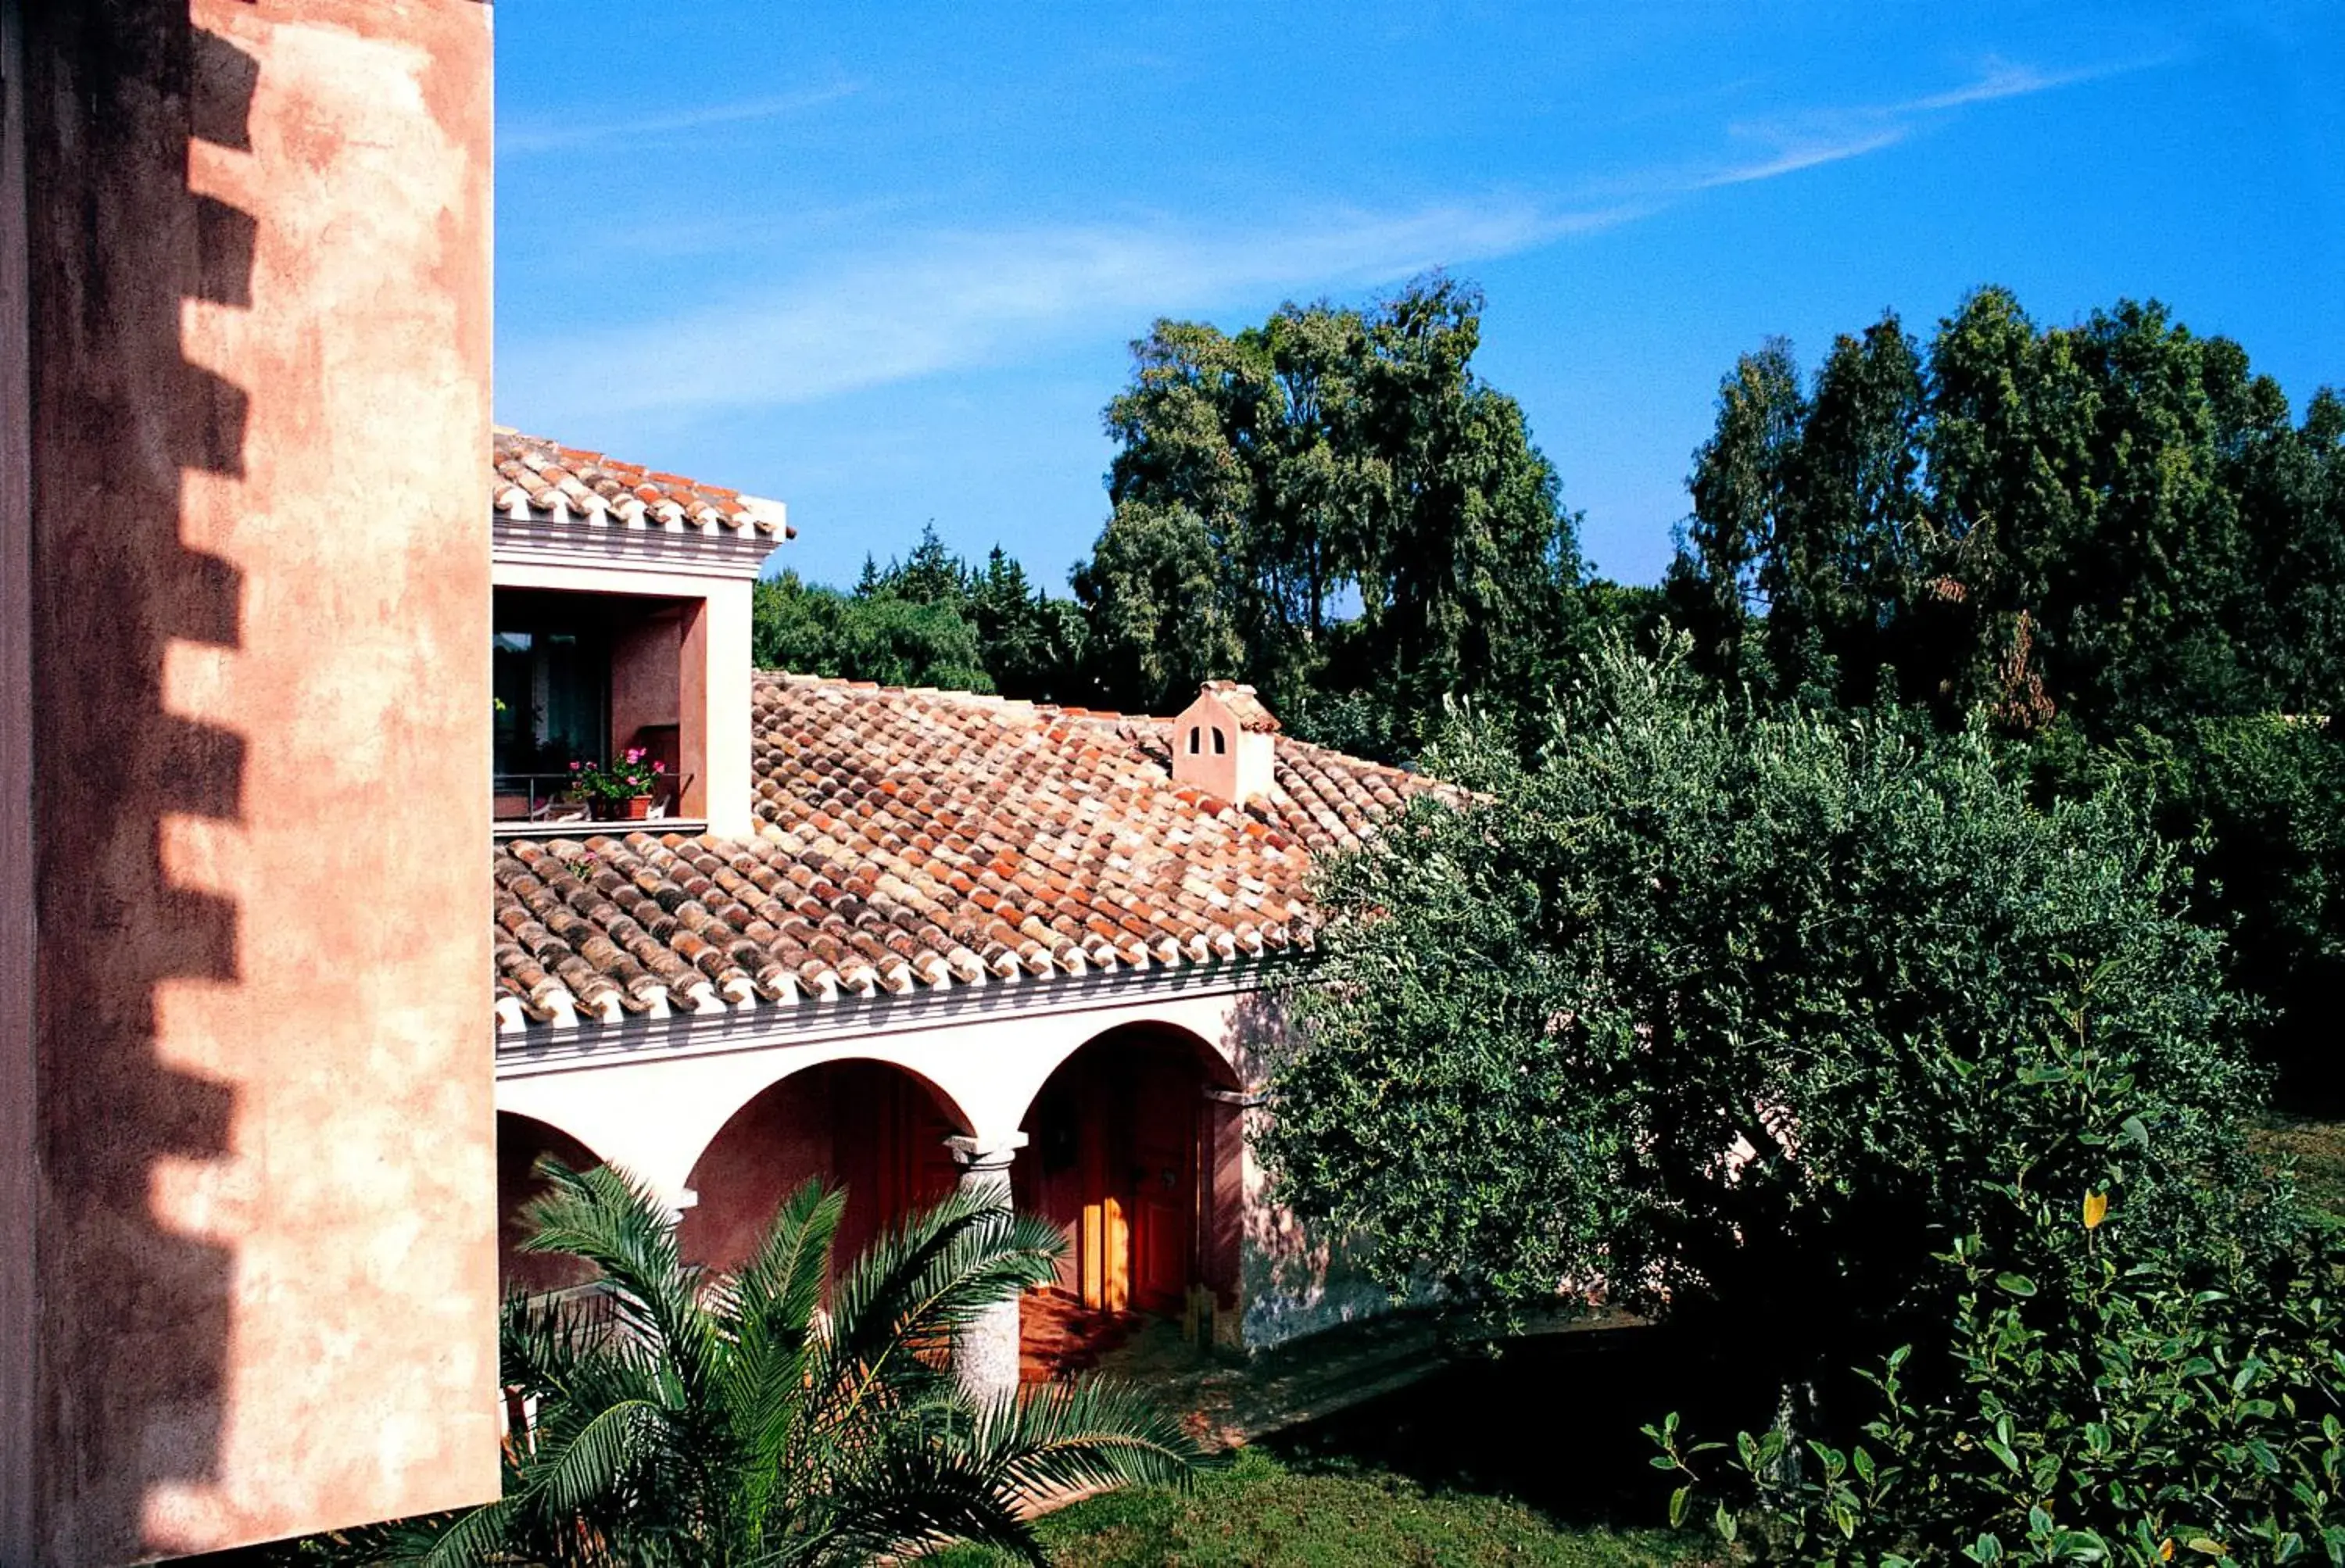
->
[609,610,683,754]
[8,2,499,1559]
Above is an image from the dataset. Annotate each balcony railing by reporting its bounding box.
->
[492,771,696,834]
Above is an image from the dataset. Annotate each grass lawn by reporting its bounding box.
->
[925,1447,1702,1568]
[2253,1117,2345,1219]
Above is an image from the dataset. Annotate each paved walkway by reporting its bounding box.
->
[1020,1293,1640,1449]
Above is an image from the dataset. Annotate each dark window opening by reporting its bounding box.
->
[492,587,689,822]
[1187,725,1201,755]
[1212,727,1226,755]
[493,625,607,779]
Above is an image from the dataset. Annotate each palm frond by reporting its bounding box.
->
[517,1158,727,1450]
[498,1286,616,1402]
[968,1377,1212,1498]
[818,1189,1064,1419]
[524,1396,664,1516]
[732,1179,844,1338]
[725,1179,843,1541]
[399,1161,1198,1568]
[319,1491,524,1568]
[414,1496,523,1568]
[783,1427,1046,1568]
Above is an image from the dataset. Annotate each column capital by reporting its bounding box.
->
[945,1131,1028,1172]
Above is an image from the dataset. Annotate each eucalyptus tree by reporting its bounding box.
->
[1079,276,1585,753]
[1668,286,2343,735]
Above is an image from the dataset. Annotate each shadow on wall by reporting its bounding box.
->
[26,10,254,1560]
[1222,981,1424,1348]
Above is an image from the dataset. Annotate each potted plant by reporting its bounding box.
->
[567,747,665,821]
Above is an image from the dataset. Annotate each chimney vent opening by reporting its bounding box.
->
[1169,682,1278,807]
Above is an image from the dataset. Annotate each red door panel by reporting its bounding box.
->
[1129,1055,1194,1314]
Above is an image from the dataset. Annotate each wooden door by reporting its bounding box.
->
[832,1065,956,1269]
[1128,1054,1195,1314]
[1015,1078,1087,1299]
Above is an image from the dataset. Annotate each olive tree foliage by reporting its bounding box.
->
[1652,1026,2345,1563]
[2044,712,2345,1109]
[1258,636,2268,1409]
[1665,286,2345,1106]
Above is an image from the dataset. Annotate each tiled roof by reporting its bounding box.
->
[491,428,793,539]
[490,675,1450,1031]
[1199,680,1280,733]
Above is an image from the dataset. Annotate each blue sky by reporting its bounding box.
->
[492,2,2341,590]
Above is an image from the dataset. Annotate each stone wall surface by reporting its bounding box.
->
[9,1,499,1559]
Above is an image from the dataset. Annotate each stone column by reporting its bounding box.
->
[945,1132,1027,1409]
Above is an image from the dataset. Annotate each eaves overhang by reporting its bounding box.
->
[491,510,780,583]
[494,950,1306,1079]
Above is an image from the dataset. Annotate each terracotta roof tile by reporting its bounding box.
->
[491,428,793,539]
[489,674,1455,1031]
[1198,679,1281,732]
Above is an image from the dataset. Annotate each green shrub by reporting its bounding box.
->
[1654,1009,2345,1562]
[1263,636,2264,1425]
[2048,714,2345,1110]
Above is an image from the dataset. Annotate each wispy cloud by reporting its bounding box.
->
[500,57,2143,423]
[503,201,1629,424]
[1701,57,2146,188]
[500,81,861,155]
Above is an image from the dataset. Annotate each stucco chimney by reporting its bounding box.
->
[1171,682,1279,807]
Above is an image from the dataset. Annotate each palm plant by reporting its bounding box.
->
[338,1157,1204,1566]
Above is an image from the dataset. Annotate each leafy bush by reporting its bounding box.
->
[1653,1012,2345,1562]
[2039,714,2345,1110]
[1262,636,2266,1435]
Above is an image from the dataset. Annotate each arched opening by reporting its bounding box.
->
[496,1112,607,1296]
[1015,1025,1243,1323]
[681,1058,968,1276]
[1187,725,1201,755]
[1211,725,1226,755]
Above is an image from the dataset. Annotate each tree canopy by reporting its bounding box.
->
[752,528,1086,703]
[1078,276,1591,751]
[1667,288,2345,735]
[1661,285,2345,1100]
[1262,638,2274,1411]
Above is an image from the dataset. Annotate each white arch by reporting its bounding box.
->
[493,987,1273,1208]
[1009,1015,1242,1126]
[496,1108,607,1169]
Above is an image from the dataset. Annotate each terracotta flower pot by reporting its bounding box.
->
[622,793,652,821]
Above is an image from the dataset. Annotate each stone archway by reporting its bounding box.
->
[1013,1023,1244,1330]
[679,1058,969,1276]
[496,1111,607,1296]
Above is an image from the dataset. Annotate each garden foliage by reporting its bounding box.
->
[1652,1028,2345,1560]
[1666,289,2345,1096]
[1261,637,2297,1455]
[317,1159,1200,1566]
